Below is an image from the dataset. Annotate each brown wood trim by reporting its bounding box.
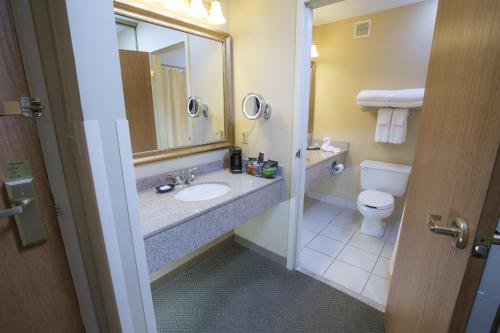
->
[150,232,234,290]
[449,147,500,333]
[114,1,235,165]
[234,235,287,266]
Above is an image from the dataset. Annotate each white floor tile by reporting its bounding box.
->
[362,274,391,306]
[300,229,317,248]
[338,245,378,272]
[381,242,395,259]
[303,201,344,222]
[373,257,391,280]
[348,233,385,255]
[323,260,370,293]
[299,247,334,276]
[321,224,356,243]
[302,215,330,233]
[330,213,362,230]
[307,235,345,258]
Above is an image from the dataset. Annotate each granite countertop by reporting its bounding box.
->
[138,169,283,238]
[306,148,347,168]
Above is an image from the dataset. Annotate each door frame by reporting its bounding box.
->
[10,0,158,332]
[9,0,99,330]
[289,0,499,329]
[288,0,343,270]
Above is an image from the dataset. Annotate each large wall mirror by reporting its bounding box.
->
[114,3,233,165]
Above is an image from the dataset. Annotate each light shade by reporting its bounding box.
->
[311,44,319,58]
[164,0,188,11]
[207,1,226,25]
[188,0,208,18]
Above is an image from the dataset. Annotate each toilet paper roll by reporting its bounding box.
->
[333,163,344,174]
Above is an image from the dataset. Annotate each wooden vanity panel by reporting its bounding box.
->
[118,50,157,153]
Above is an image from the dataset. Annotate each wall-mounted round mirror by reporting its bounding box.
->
[242,93,271,120]
[187,97,208,118]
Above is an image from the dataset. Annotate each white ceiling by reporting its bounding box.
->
[313,0,425,26]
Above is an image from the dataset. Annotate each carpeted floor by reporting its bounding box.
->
[153,244,385,333]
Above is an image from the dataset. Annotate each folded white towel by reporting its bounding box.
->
[375,108,393,143]
[357,89,424,108]
[357,90,393,103]
[391,89,424,103]
[320,137,341,153]
[389,108,409,144]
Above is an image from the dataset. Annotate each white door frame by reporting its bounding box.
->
[287,0,345,269]
[10,1,100,331]
[286,0,313,269]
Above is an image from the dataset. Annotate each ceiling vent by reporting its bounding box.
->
[354,19,371,38]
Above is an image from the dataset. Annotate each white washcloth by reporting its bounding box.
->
[375,108,393,142]
[389,108,409,144]
[357,89,424,108]
[320,137,341,153]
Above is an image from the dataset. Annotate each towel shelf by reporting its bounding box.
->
[360,106,421,112]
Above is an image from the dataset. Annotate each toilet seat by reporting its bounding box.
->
[358,190,394,210]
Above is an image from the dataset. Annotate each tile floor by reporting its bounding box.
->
[298,197,400,310]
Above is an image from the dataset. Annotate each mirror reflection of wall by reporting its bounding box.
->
[115,15,225,154]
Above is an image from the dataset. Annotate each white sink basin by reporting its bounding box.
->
[174,183,231,202]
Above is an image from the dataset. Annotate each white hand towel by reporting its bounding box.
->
[389,108,409,144]
[375,108,393,143]
[320,137,340,153]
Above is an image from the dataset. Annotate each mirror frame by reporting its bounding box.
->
[114,2,234,165]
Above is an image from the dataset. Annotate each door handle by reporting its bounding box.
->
[0,198,33,219]
[428,214,469,249]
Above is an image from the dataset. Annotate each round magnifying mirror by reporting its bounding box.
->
[187,97,201,118]
[242,93,271,120]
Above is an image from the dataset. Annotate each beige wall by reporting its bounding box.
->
[311,0,437,212]
[230,0,297,257]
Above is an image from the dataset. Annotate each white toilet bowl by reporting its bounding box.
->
[357,190,395,237]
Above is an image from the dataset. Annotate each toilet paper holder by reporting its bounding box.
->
[329,161,345,175]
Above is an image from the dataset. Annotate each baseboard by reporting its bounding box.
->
[150,231,235,290]
[234,235,287,266]
[306,191,358,210]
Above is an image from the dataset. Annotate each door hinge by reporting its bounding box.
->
[296,149,302,158]
[471,234,500,259]
[54,203,64,217]
[0,97,45,117]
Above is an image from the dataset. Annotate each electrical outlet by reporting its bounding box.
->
[241,130,249,144]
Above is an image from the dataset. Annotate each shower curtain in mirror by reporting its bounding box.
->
[156,66,189,149]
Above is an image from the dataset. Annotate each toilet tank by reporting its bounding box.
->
[360,160,412,197]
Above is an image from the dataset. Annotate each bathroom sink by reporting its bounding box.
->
[174,183,231,202]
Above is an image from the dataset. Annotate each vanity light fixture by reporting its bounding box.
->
[188,0,208,19]
[311,44,319,58]
[207,0,226,25]
[164,0,189,11]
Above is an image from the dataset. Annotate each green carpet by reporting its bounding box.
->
[153,244,384,333]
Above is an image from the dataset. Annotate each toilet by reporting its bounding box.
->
[357,160,412,237]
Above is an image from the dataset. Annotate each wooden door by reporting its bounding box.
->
[0,0,84,331]
[386,0,500,332]
[119,50,158,153]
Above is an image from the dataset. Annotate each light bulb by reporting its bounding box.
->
[207,1,226,25]
[164,0,188,12]
[311,44,319,58]
[188,0,208,19]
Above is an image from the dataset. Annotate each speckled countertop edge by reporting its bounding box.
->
[138,169,283,238]
[306,149,347,169]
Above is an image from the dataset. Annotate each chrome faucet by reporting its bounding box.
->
[174,168,198,185]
